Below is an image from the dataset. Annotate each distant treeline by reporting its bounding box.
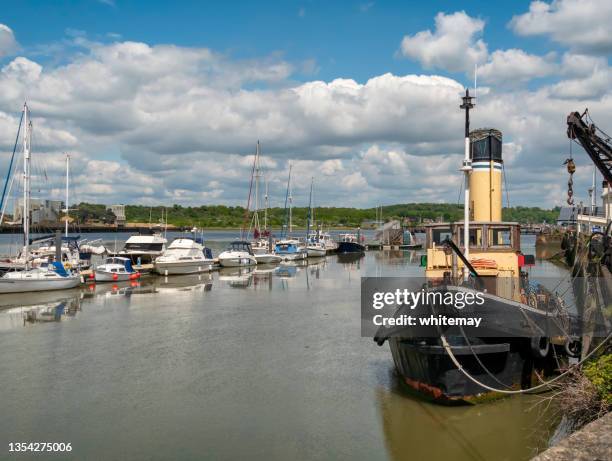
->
[73,202,561,228]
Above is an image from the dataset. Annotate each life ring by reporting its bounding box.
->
[530,337,549,358]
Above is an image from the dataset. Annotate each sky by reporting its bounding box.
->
[0,0,611,210]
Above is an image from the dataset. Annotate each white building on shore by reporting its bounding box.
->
[576,181,612,233]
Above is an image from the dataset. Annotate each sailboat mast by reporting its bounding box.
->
[264,178,268,231]
[64,153,70,237]
[22,103,30,269]
[306,177,313,239]
[288,167,293,234]
[460,89,474,280]
[254,141,260,232]
[282,164,292,238]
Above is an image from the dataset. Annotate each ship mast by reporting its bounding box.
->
[64,153,70,237]
[288,167,293,234]
[253,141,261,234]
[460,89,474,280]
[22,103,30,270]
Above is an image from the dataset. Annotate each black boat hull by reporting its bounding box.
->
[378,285,573,404]
[337,241,365,253]
[388,338,538,404]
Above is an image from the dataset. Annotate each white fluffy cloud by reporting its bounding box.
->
[478,49,557,84]
[510,0,612,53]
[0,24,17,58]
[0,13,610,210]
[399,11,488,73]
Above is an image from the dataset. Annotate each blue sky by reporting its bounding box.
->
[4,0,551,84]
[0,0,610,209]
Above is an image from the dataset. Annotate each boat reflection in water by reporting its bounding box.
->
[153,273,213,293]
[336,252,364,266]
[375,249,421,266]
[218,266,254,288]
[274,260,306,279]
[0,288,82,330]
[376,380,558,461]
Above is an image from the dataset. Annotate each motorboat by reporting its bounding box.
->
[218,241,257,267]
[254,252,281,264]
[154,238,214,275]
[337,233,365,253]
[274,239,307,261]
[114,231,167,264]
[94,257,141,282]
[306,240,326,257]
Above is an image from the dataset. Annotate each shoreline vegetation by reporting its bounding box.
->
[69,202,561,229]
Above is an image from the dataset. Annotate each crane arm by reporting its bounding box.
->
[567,110,612,184]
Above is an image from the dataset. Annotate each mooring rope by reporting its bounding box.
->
[440,331,611,395]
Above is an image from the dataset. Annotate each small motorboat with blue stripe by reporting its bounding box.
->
[94,257,141,282]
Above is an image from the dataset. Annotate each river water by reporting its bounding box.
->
[0,232,563,460]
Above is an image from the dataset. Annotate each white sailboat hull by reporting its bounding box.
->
[0,275,81,294]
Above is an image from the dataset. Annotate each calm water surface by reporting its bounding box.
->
[0,233,563,460]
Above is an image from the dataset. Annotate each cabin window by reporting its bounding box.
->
[458,227,484,248]
[431,228,452,245]
[489,227,512,247]
[124,243,163,251]
[111,268,118,273]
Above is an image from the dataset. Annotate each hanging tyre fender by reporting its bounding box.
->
[564,338,581,358]
[530,337,550,358]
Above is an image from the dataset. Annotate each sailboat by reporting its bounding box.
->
[305,178,326,257]
[0,103,81,294]
[247,142,280,264]
[275,163,307,261]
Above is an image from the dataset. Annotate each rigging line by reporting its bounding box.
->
[0,150,22,224]
[502,163,510,209]
[456,175,464,206]
[241,151,257,240]
[0,110,24,216]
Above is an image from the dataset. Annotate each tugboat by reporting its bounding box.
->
[374,90,576,404]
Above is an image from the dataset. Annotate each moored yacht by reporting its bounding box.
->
[115,231,167,265]
[218,241,257,267]
[274,239,307,261]
[94,257,140,282]
[320,232,338,253]
[306,240,326,257]
[337,233,365,254]
[154,238,214,275]
[0,103,81,294]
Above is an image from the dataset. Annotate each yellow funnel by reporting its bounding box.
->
[469,129,503,222]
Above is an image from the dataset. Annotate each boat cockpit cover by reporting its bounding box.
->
[51,261,69,277]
